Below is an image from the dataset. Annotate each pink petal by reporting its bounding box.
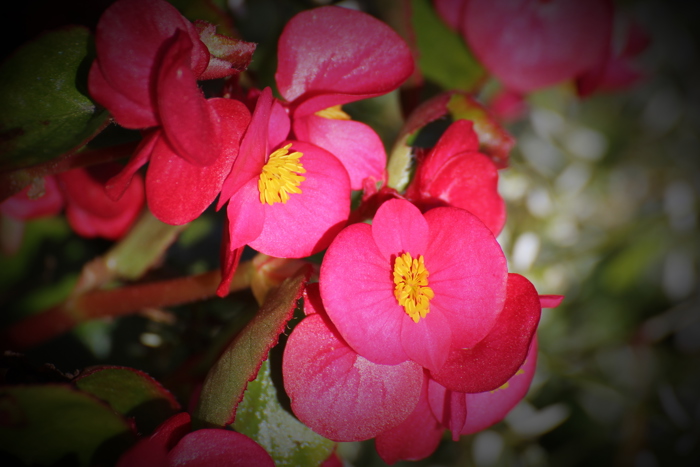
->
[225,178,266,252]
[65,190,143,240]
[248,141,350,258]
[320,223,408,365]
[116,412,191,467]
[283,313,423,442]
[157,30,219,166]
[540,294,564,308]
[88,60,158,129]
[59,164,136,218]
[217,222,244,298]
[375,374,444,464]
[93,0,205,124]
[415,151,506,236]
[293,115,386,190]
[1,176,64,220]
[401,308,452,373]
[106,130,158,201]
[463,0,613,93]
[218,88,273,208]
[371,199,429,261]
[167,429,275,466]
[430,274,541,393]
[146,98,249,225]
[303,282,323,316]
[423,207,508,349]
[426,380,468,441]
[434,0,466,31]
[276,6,413,116]
[269,99,291,149]
[460,338,538,435]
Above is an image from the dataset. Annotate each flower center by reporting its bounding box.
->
[393,252,434,323]
[314,105,351,120]
[258,143,306,205]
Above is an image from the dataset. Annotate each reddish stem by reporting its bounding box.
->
[1,262,254,351]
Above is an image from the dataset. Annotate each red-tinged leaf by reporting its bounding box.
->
[429,273,541,393]
[74,366,181,436]
[0,384,136,466]
[194,266,312,428]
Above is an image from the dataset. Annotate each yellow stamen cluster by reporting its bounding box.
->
[258,144,306,205]
[314,105,351,120]
[393,252,434,323]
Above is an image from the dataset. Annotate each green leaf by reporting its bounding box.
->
[0,384,135,466]
[75,366,181,435]
[234,360,335,467]
[410,0,485,91]
[194,266,311,428]
[0,27,108,170]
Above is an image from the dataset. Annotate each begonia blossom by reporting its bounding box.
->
[275,6,414,189]
[405,119,506,235]
[117,412,274,467]
[436,0,613,93]
[216,87,350,296]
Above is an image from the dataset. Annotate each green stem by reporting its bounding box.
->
[1,261,255,351]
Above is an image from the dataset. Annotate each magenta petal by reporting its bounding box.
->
[1,176,64,220]
[276,6,413,116]
[401,308,451,373]
[167,429,274,466]
[375,375,444,464]
[303,282,323,316]
[294,115,386,190]
[219,87,273,208]
[106,130,158,201]
[320,223,408,365]
[88,60,157,129]
[248,141,350,258]
[415,119,480,186]
[540,294,564,308]
[116,412,191,467]
[225,178,266,251]
[217,216,243,299]
[430,274,541,393]
[434,0,466,31]
[269,99,291,149]
[426,380,468,441]
[423,207,507,349]
[460,338,538,435]
[157,30,219,166]
[372,199,429,261]
[283,313,423,442]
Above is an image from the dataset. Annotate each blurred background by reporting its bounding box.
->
[2,0,699,466]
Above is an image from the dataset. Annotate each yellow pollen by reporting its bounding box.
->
[314,105,351,120]
[258,143,306,205]
[393,252,434,323]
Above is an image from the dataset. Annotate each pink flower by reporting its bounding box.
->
[89,0,253,225]
[216,87,350,296]
[275,6,414,189]
[405,119,506,235]
[436,0,613,93]
[117,412,274,467]
[320,198,507,373]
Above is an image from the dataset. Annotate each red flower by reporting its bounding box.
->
[405,119,506,235]
[436,0,613,93]
[275,6,414,189]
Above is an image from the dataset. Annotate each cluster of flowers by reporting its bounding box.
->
[2,0,646,463]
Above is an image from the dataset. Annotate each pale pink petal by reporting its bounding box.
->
[375,374,444,464]
[320,223,408,365]
[248,141,350,258]
[430,274,541,393]
[283,313,423,442]
[157,30,219,166]
[460,338,538,435]
[401,308,452,373]
[371,199,429,261]
[293,115,386,190]
[167,429,275,466]
[423,207,507,349]
[276,6,413,116]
